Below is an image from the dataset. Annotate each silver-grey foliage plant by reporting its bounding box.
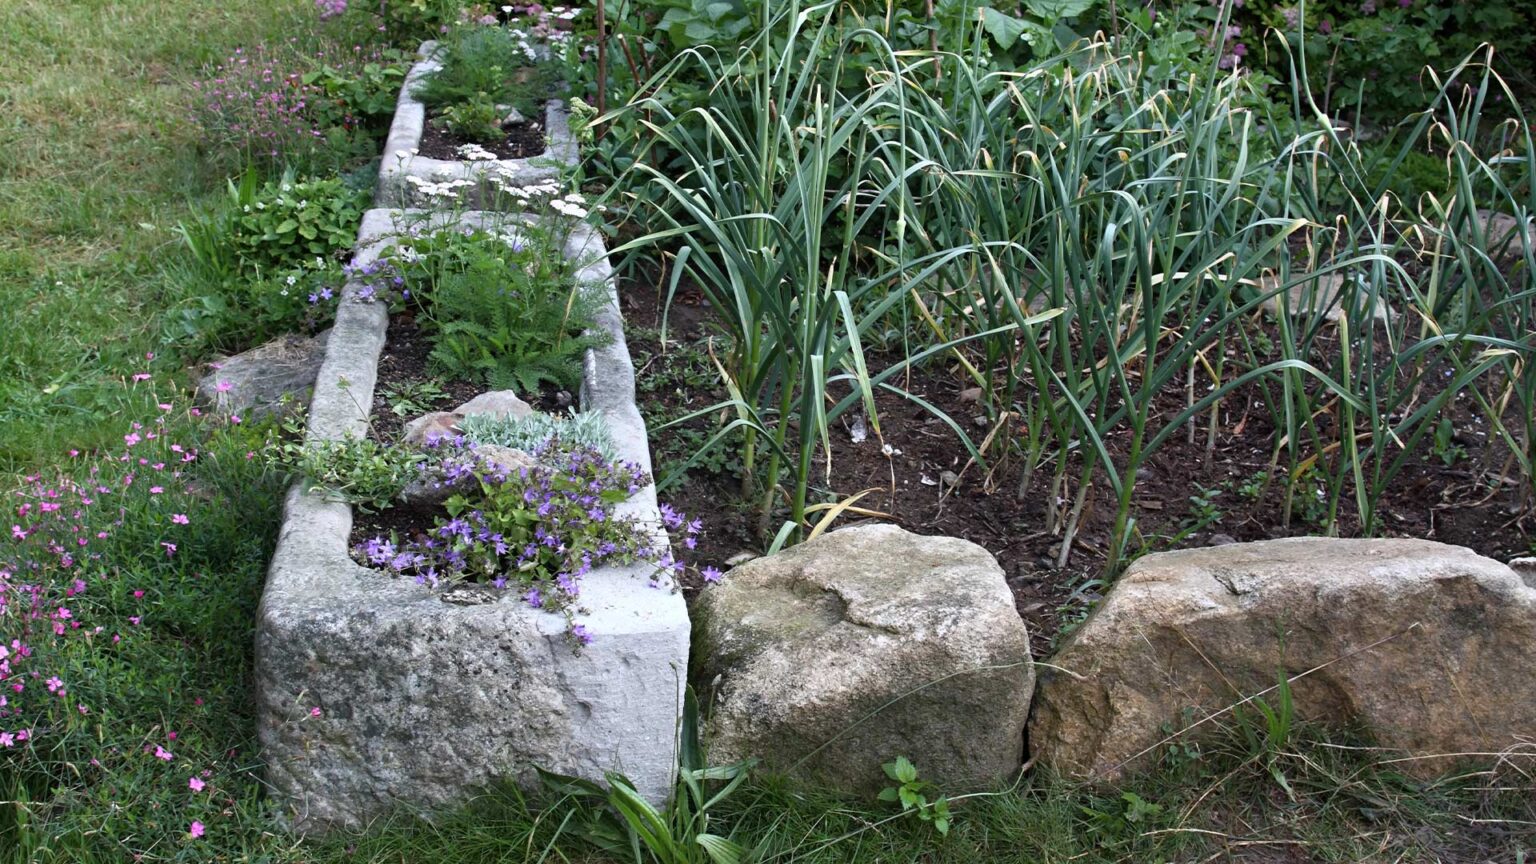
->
[458,410,617,461]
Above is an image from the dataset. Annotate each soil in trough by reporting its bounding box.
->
[418,103,549,161]
[349,311,573,551]
[618,269,1533,659]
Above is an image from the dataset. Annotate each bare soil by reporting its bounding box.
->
[418,104,548,161]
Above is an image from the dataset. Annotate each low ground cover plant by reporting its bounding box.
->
[0,382,286,857]
[354,439,693,628]
[458,409,617,458]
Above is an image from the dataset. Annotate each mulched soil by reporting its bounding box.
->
[618,268,1533,659]
[417,103,549,161]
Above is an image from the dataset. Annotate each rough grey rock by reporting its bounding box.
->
[401,411,461,447]
[196,330,330,418]
[258,210,687,833]
[399,444,537,506]
[1473,209,1532,264]
[694,524,1033,793]
[1030,538,1536,781]
[1257,273,1391,323]
[1511,557,1536,588]
[454,390,534,422]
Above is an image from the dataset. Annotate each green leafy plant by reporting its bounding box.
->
[432,91,507,144]
[1431,417,1468,467]
[227,171,369,273]
[1234,471,1268,503]
[654,0,760,49]
[417,23,555,123]
[878,756,952,836]
[1081,790,1165,837]
[303,50,409,125]
[381,378,450,417]
[170,169,361,351]
[274,431,425,513]
[541,689,757,864]
[391,225,609,392]
[1185,486,1225,533]
[978,0,1099,56]
[458,410,616,460]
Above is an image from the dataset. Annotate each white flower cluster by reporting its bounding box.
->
[455,143,499,161]
[488,172,561,203]
[405,174,476,200]
[549,192,588,219]
[509,27,538,63]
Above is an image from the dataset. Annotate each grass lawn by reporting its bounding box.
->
[0,0,1532,862]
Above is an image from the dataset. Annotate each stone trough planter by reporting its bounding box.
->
[255,208,688,833]
[375,41,578,209]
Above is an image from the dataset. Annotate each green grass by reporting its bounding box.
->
[0,0,317,469]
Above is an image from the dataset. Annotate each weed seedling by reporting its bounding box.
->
[879,756,952,836]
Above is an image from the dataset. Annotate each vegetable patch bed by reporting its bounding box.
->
[621,275,1532,657]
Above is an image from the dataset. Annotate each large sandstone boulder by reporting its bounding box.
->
[694,524,1033,792]
[196,330,330,418]
[399,391,536,447]
[453,390,533,421]
[1030,538,1536,781]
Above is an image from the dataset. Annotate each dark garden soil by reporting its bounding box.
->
[418,104,549,161]
[617,269,1534,660]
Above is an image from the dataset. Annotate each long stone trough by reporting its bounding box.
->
[254,209,689,832]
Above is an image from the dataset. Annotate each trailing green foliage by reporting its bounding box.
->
[274,428,427,512]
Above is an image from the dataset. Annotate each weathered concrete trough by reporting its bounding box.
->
[375,41,577,209]
[255,209,688,832]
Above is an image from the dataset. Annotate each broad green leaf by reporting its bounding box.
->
[979,7,1027,49]
[1023,0,1094,21]
[697,834,747,864]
